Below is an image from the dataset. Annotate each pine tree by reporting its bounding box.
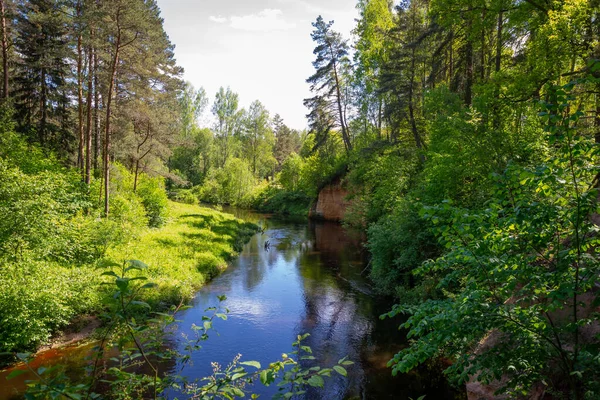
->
[13,0,71,152]
[272,114,301,171]
[304,16,352,152]
[97,0,182,216]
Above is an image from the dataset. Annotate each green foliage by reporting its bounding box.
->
[0,159,85,262]
[0,262,101,353]
[110,163,169,229]
[136,175,169,228]
[345,142,419,226]
[278,152,304,193]
[169,188,198,205]
[367,200,438,297]
[168,127,214,188]
[0,130,110,266]
[418,86,545,207]
[254,186,313,217]
[196,158,257,206]
[385,78,600,397]
[108,193,148,239]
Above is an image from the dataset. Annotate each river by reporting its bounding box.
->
[1,209,465,399]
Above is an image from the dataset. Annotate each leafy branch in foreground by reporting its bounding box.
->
[9,259,352,399]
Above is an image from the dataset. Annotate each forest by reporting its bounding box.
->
[0,0,599,398]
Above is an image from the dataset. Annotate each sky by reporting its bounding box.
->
[155,0,359,130]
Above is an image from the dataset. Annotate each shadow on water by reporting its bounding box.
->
[0,207,466,400]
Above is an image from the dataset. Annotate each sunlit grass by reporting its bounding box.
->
[106,201,258,308]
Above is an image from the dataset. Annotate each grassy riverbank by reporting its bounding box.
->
[105,201,258,308]
[0,200,257,358]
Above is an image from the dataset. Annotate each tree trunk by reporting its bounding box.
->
[93,50,100,171]
[104,22,121,217]
[133,159,140,193]
[40,69,47,146]
[325,41,352,152]
[492,10,504,130]
[409,47,425,163]
[377,97,383,140]
[0,0,9,99]
[85,42,93,185]
[480,11,486,80]
[595,85,600,190]
[465,36,474,106]
[496,11,503,73]
[332,58,352,151]
[448,31,454,83]
[77,33,84,173]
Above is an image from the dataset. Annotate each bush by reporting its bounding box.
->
[110,193,148,237]
[0,262,101,352]
[170,188,198,205]
[345,143,418,226]
[367,199,439,297]
[279,153,304,192]
[254,185,312,217]
[0,159,96,263]
[196,158,256,206]
[137,175,169,228]
[110,163,169,228]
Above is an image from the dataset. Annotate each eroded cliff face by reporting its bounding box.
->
[310,180,349,222]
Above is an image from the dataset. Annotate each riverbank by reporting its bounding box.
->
[105,201,258,308]
[0,201,257,366]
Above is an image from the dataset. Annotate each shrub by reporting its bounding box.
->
[110,162,169,228]
[196,158,256,206]
[110,193,148,236]
[137,175,169,228]
[0,159,94,263]
[0,262,101,352]
[279,153,304,192]
[254,186,312,217]
[170,188,198,205]
[367,199,439,297]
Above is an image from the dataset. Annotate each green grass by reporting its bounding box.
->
[105,201,258,308]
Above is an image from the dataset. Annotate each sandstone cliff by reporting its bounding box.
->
[309,179,349,222]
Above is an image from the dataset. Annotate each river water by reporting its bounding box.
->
[1,210,464,399]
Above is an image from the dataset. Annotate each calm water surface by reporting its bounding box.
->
[1,209,464,399]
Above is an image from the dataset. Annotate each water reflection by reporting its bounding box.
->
[168,213,463,399]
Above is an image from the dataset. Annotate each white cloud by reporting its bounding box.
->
[276,0,336,15]
[209,15,227,23]
[213,9,296,32]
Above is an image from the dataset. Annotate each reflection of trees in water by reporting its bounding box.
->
[237,221,311,292]
[296,221,464,400]
[293,221,373,399]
